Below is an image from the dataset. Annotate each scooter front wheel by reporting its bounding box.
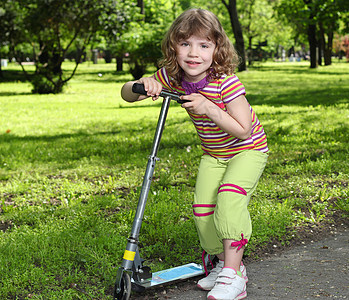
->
[114,271,131,300]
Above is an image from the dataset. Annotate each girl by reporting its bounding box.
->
[121,8,268,300]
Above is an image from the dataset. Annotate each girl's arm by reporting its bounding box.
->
[181,94,252,140]
[121,77,163,102]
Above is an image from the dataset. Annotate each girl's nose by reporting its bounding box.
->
[188,46,199,57]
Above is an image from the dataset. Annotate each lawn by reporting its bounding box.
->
[0,61,348,299]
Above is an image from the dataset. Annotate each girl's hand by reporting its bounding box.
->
[181,93,252,140]
[137,77,162,101]
[121,76,162,102]
[180,93,215,115]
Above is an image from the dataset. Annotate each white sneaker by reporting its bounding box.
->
[207,267,247,300]
[197,261,248,291]
[240,262,248,283]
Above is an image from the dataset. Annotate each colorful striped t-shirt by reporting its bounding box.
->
[154,68,268,159]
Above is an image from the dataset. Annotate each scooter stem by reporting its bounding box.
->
[122,96,171,270]
[131,96,171,238]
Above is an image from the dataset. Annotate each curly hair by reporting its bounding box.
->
[159,8,240,86]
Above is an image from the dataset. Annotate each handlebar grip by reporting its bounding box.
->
[132,82,189,104]
[177,99,190,104]
[132,83,147,95]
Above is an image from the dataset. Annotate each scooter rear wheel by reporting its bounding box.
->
[114,272,131,300]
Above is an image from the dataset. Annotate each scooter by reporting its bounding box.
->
[113,83,214,299]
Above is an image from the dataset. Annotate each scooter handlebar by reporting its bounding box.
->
[132,83,189,104]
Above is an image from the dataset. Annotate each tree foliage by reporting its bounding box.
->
[237,0,294,65]
[116,0,181,79]
[100,0,141,71]
[277,0,349,68]
[1,0,133,93]
[0,0,28,77]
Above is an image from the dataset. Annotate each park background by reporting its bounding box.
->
[1,0,348,299]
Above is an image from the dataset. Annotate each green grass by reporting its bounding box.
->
[0,61,348,299]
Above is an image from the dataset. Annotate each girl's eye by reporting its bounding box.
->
[180,42,189,47]
[201,44,209,49]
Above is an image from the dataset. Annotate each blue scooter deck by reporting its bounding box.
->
[132,263,205,288]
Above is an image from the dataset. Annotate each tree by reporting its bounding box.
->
[237,0,294,65]
[316,0,349,65]
[221,0,247,71]
[277,0,349,68]
[100,0,140,72]
[0,5,9,77]
[2,0,127,93]
[0,0,29,78]
[277,0,316,67]
[117,0,181,79]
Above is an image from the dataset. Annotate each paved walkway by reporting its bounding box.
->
[135,227,348,299]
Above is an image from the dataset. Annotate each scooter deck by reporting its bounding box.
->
[132,263,204,289]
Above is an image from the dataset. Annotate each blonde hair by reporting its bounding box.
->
[160,8,240,86]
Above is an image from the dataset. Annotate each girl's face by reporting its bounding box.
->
[176,35,215,83]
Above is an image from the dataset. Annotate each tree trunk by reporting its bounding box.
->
[248,36,253,66]
[324,31,333,66]
[222,0,247,71]
[319,23,333,66]
[116,57,123,72]
[318,39,322,66]
[307,24,318,68]
[0,53,2,78]
[137,0,144,15]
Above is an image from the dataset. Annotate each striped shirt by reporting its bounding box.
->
[154,67,268,159]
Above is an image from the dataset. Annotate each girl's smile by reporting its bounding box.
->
[176,35,215,83]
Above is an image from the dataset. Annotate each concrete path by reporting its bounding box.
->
[133,227,348,299]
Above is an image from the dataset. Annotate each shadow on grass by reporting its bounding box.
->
[248,87,349,107]
[0,92,33,97]
[0,130,122,143]
[249,64,348,76]
[111,100,184,110]
[0,69,128,86]
[0,116,197,167]
[0,70,32,83]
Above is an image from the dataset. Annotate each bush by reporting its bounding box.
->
[31,75,64,94]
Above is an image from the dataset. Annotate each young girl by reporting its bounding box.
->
[121,8,268,300]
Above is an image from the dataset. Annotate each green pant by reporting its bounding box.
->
[193,150,268,255]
